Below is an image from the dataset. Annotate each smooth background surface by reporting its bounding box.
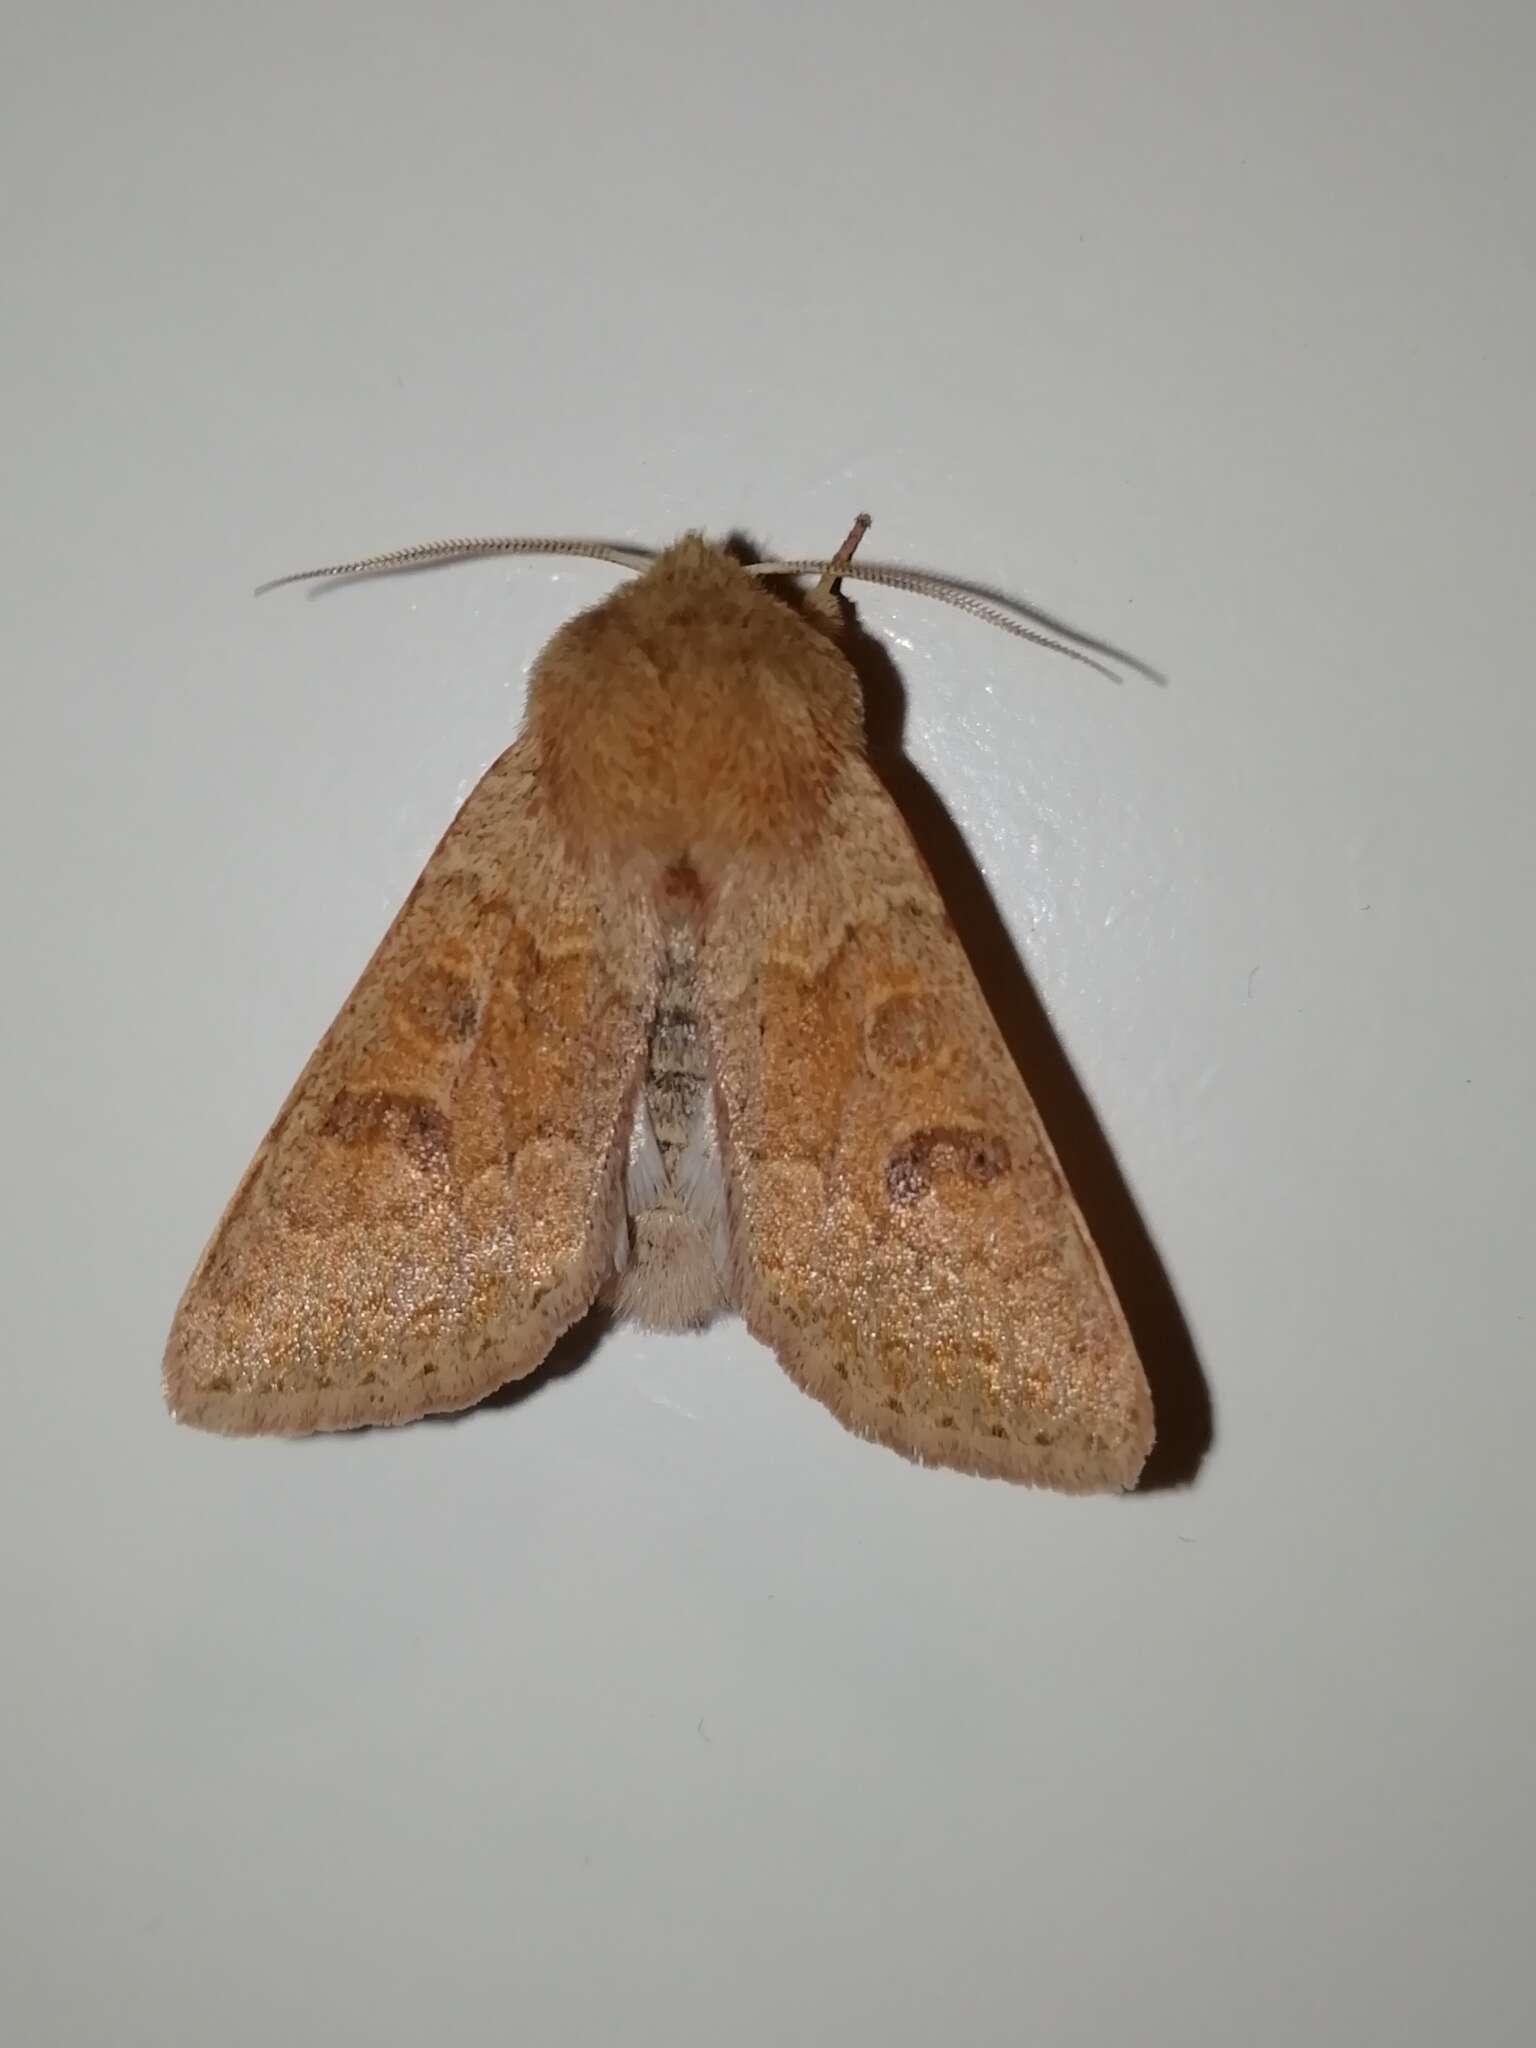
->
[4,5,1533,2043]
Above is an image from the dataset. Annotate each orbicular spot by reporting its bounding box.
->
[885,1125,1012,1205]
[865,991,940,1072]
[323,1089,450,1169]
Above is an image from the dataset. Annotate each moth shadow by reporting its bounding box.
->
[837,603,1212,1492]
[425,1307,614,1424]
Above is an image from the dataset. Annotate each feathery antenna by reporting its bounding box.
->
[254,536,654,597]
[256,521,1121,679]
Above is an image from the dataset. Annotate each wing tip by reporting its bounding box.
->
[852,1407,1154,1494]
[745,1303,1154,1493]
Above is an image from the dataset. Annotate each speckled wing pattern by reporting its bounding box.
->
[164,737,656,1434]
[707,760,1153,1491]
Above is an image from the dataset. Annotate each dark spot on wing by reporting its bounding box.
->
[323,1089,451,1169]
[886,1145,931,1204]
[885,1125,1012,1205]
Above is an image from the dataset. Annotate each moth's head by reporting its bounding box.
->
[647,530,862,644]
[617,530,864,646]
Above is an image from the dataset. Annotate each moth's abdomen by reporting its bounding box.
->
[608,918,732,1330]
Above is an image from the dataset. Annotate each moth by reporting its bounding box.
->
[164,520,1154,1491]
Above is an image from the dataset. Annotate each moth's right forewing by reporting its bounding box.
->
[707,761,1153,1492]
[164,737,658,1435]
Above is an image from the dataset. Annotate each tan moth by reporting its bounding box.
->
[164,520,1154,1491]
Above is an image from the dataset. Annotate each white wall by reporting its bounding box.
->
[4,4,1532,2043]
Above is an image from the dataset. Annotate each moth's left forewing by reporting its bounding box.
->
[706,760,1153,1492]
[164,738,657,1435]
